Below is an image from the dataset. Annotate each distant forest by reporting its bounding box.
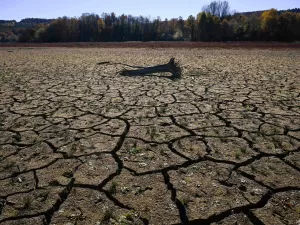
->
[0,1,300,43]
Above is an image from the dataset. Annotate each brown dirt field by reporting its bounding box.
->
[0,41,300,49]
[0,47,300,225]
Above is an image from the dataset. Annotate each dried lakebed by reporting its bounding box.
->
[0,48,299,225]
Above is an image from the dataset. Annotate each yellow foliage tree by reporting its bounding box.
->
[261,8,279,39]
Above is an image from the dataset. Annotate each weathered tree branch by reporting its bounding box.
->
[120,58,182,79]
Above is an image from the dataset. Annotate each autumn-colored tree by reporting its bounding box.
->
[261,8,279,40]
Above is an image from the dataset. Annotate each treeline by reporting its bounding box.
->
[0,1,300,43]
[280,8,300,14]
[19,18,54,24]
[0,20,17,25]
[240,8,300,17]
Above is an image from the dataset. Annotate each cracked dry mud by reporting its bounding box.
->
[0,47,299,225]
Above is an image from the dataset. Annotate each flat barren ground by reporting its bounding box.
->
[0,47,299,225]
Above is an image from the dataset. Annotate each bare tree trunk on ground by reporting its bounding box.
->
[119,58,182,79]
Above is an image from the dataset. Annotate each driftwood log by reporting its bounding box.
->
[120,58,182,79]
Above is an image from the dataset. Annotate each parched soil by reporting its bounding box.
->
[0,47,299,225]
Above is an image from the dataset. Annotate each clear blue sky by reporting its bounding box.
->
[1,0,299,21]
